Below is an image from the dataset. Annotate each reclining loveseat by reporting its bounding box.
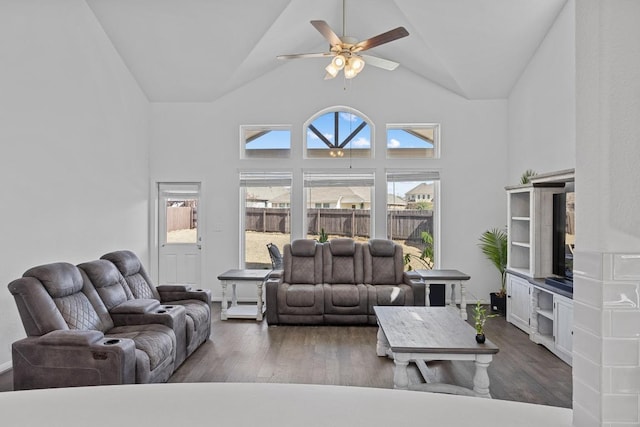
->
[7,251,211,390]
[266,238,425,325]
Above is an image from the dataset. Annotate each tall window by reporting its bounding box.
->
[387,170,440,269]
[241,125,291,158]
[303,171,374,240]
[305,108,372,158]
[387,124,439,159]
[240,171,292,268]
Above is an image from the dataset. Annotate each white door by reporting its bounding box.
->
[158,183,202,286]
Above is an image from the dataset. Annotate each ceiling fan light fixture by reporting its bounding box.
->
[349,56,365,73]
[344,65,357,79]
[332,54,346,70]
[325,63,339,79]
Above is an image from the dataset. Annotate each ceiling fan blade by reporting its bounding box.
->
[361,54,400,71]
[310,20,342,47]
[277,52,333,60]
[353,27,409,52]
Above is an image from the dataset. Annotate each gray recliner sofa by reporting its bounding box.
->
[266,238,425,325]
[101,250,211,363]
[8,262,177,390]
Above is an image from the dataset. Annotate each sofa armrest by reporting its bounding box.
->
[39,330,105,346]
[403,271,426,306]
[111,298,161,314]
[268,269,283,279]
[111,302,187,330]
[12,333,137,389]
[157,285,211,305]
[265,277,282,324]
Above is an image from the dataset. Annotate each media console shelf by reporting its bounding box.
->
[505,169,574,366]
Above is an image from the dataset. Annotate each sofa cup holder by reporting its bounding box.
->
[157,309,167,314]
[162,305,174,309]
[104,339,121,345]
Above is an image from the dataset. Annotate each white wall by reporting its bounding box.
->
[507,0,576,183]
[0,0,150,367]
[150,58,509,303]
[572,1,640,425]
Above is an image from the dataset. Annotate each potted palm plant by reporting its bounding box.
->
[478,228,508,313]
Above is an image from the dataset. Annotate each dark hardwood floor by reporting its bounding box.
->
[0,303,572,408]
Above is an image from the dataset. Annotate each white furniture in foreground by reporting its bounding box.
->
[217,269,271,321]
[374,306,499,398]
[416,269,471,319]
[0,383,572,427]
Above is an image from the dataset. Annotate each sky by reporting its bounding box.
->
[244,111,434,151]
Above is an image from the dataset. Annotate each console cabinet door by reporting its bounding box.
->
[506,274,531,333]
[554,295,573,365]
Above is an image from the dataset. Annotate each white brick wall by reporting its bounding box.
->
[573,252,640,425]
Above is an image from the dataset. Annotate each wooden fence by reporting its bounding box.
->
[167,207,195,232]
[246,207,433,241]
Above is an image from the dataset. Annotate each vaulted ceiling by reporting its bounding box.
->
[85,0,568,102]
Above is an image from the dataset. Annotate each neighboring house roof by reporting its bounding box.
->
[405,182,434,196]
[245,187,289,202]
[250,187,408,207]
[387,194,407,206]
[307,187,369,205]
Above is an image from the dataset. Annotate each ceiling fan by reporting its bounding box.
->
[277,0,409,80]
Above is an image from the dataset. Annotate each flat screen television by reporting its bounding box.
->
[549,191,575,290]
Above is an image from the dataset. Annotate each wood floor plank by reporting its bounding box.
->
[0,303,572,409]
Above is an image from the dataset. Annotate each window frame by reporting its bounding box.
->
[240,124,292,159]
[386,123,440,159]
[386,170,441,269]
[303,106,374,159]
[303,170,375,239]
[239,171,293,269]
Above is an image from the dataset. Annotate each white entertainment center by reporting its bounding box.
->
[505,169,574,366]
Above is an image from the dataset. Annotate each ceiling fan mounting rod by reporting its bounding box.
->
[342,0,346,37]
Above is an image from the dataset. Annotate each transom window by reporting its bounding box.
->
[241,125,291,159]
[387,124,440,159]
[305,108,372,158]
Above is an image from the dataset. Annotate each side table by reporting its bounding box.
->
[217,269,271,321]
[415,269,471,319]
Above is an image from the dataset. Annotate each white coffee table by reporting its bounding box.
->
[217,269,271,321]
[374,306,499,398]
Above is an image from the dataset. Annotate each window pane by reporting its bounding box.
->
[306,111,371,158]
[242,126,291,158]
[387,175,437,270]
[387,124,439,159]
[304,172,373,240]
[166,199,198,244]
[241,172,292,269]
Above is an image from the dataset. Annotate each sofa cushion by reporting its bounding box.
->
[368,284,414,312]
[328,238,356,256]
[330,284,360,307]
[290,257,319,284]
[55,292,105,331]
[105,250,142,277]
[286,284,317,307]
[290,239,318,257]
[330,257,356,283]
[108,324,174,371]
[126,273,158,300]
[78,260,133,311]
[23,263,83,298]
[368,239,396,257]
[370,257,397,284]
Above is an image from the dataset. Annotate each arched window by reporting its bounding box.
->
[304,107,373,159]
